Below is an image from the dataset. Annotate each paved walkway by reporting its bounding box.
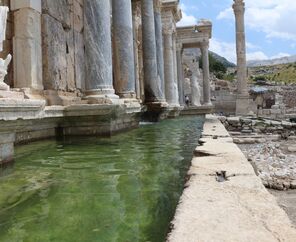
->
[167,115,296,242]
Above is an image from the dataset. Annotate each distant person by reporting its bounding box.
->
[185,95,190,107]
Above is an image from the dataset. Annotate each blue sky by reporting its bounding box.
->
[178,0,296,63]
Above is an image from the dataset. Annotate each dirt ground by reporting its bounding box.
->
[269,189,296,226]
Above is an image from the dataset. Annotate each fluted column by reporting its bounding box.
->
[112,0,136,99]
[201,41,211,105]
[141,0,164,103]
[84,0,118,103]
[233,0,248,96]
[153,0,165,97]
[176,43,184,105]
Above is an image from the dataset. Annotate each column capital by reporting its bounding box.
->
[176,42,183,52]
[153,0,162,13]
[232,0,245,14]
[200,40,209,50]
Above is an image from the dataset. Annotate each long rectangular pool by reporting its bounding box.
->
[0,116,204,242]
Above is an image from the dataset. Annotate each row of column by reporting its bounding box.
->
[10,0,211,107]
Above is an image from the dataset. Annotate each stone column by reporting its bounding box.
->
[11,0,43,90]
[176,43,184,105]
[132,1,141,100]
[141,0,164,103]
[163,28,178,106]
[84,0,118,104]
[153,0,165,96]
[233,0,248,96]
[112,0,136,99]
[172,33,179,106]
[200,41,211,105]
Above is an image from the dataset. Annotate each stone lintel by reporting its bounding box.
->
[11,0,41,13]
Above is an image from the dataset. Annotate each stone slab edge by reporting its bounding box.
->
[167,114,296,242]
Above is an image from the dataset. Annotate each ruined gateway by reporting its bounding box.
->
[0,0,213,163]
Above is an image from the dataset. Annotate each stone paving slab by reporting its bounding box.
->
[167,115,296,242]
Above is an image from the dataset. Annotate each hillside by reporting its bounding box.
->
[183,49,235,68]
[209,51,236,68]
[247,55,296,67]
[248,62,296,84]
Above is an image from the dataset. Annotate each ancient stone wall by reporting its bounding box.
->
[282,87,296,108]
[0,0,13,86]
[41,0,84,92]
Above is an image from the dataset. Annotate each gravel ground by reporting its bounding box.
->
[238,140,296,190]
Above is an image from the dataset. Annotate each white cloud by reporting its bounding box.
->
[210,38,237,63]
[217,0,296,41]
[270,52,290,59]
[177,3,198,26]
[210,39,289,62]
[246,51,268,61]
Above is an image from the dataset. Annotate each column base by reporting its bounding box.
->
[142,101,169,122]
[0,132,15,164]
[44,90,84,106]
[235,95,256,116]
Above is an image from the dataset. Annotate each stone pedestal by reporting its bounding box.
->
[11,0,43,90]
[112,0,136,99]
[201,41,211,105]
[141,0,165,104]
[235,95,256,116]
[84,0,119,104]
[0,132,15,164]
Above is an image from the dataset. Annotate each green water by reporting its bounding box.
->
[0,116,204,242]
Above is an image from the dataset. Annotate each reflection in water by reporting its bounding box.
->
[0,116,204,242]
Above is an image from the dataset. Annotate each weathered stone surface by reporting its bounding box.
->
[42,14,67,91]
[13,7,43,90]
[42,0,72,29]
[74,31,84,90]
[73,0,83,32]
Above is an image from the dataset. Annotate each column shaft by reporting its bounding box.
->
[201,43,211,105]
[176,45,184,105]
[141,0,164,103]
[11,0,43,90]
[233,0,248,96]
[154,0,165,98]
[172,34,179,105]
[163,31,175,105]
[112,0,136,98]
[84,0,116,99]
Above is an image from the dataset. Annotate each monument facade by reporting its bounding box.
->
[0,0,213,163]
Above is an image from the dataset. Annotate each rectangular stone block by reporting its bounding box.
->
[0,133,15,163]
[42,0,72,29]
[42,14,67,91]
[11,0,42,13]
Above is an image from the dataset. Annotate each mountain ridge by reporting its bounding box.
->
[247,55,296,67]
